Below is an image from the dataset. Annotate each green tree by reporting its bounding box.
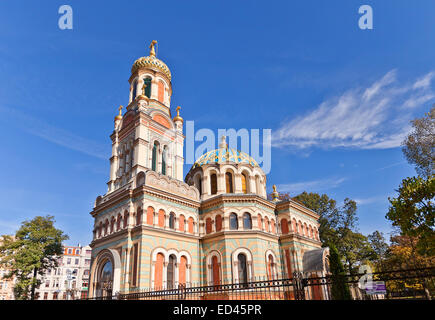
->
[367,231,389,271]
[402,106,435,178]
[292,192,339,246]
[0,216,68,300]
[386,175,435,256]
[328,244,352,300]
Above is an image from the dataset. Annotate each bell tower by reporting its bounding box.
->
[107,41,185,193]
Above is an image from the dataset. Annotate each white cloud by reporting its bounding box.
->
[272,70,435,150]
[276,177,346,195]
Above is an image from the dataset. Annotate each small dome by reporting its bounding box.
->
[131,56,171,81]
[192,148,259,169]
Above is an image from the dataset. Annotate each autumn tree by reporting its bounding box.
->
[402,106,435,178]
[0,216,68,300]
[386,175,435,256]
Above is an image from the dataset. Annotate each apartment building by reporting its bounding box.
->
[36,244,92,300]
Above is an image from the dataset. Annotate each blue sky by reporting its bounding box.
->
[0,0,433,246]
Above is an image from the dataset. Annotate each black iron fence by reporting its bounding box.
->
[85,267,435,301]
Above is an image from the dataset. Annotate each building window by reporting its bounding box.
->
[45,280,50,288]
[210,174,217,195]
[169,212,175,229]
[75,249,80,255]
[229,213,238,230]
[44,292,48,300]
[67,249,72,254]
[132,80,137,100]
[225,172,234,193]
[241,173,248,194]
[157,80,165,103]
[154,253,164,289]
[243,213,252,230]
[152,142,158,171]
[212,255,220,286]
[85,259,91,265]
[215,215,222,232]
[167,254,176,289]
[188,217,194,234]
[75,258,79,265]
[86,250,92,255]
[83,269,90,276]
[205,217,212,234]
[237,254,248,284]
[67,258,71,265]
[143,77,152,98]
[162,146,167,175]
[136,207,142,226]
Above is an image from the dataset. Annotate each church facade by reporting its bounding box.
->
[88,41,323,299]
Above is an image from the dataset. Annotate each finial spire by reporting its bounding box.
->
[173,106,184,123]
[115,105,123,121]
[219,135,228,149]
[149,40,157,57]
[272,184,280,202]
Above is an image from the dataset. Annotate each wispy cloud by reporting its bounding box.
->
[0,106,108,159]
[354,196,387,206]
[276,177,346,195]
[272,69,435,150]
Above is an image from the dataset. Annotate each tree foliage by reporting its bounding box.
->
[402,106,435,178]
[0,216,68,300]
[328,244,351,300]
[386,175,435,256]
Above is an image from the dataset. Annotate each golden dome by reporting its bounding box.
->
[114,105,123,121]
[131,40,171,81]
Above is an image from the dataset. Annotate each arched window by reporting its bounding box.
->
[136,208,142,226]
[179,256,187,287]
[212,255,220,286]
[241,173,248,194]
[158,209,165,228]
[298,221,303,235]
[229,213,238,230]
[152,142,158,171]
[292,219,297,233]
[167,254,176,289]
[179,215,185,232]
[169,212,175,229]
[243,213,252,230]
[110,217,115,233]
[257,214,263,230]
[267,254,274,280]
[309,225,313,238]
[99,260,113,298]
[123,212,129,228]
[116,214,122,231]
[131,80,137,101]
[154,253,164,289]
[237,253,248,284]
[281,219,289,234]
[206,217,212,234]
[104,219,109,235]
[271,220,276,234]
[188,217,194,234]
[225,172,234,193]
[147,207,154,225]
[162,146,167,175]
[215,215,222,232]
[264,217,270,232]
[98,222,102,237]
[210,173,217,195]
[143,77,152,98]
[157,80,165,103]
[304,223,308,237]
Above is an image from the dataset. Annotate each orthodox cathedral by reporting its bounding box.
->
[88,41,325,299]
